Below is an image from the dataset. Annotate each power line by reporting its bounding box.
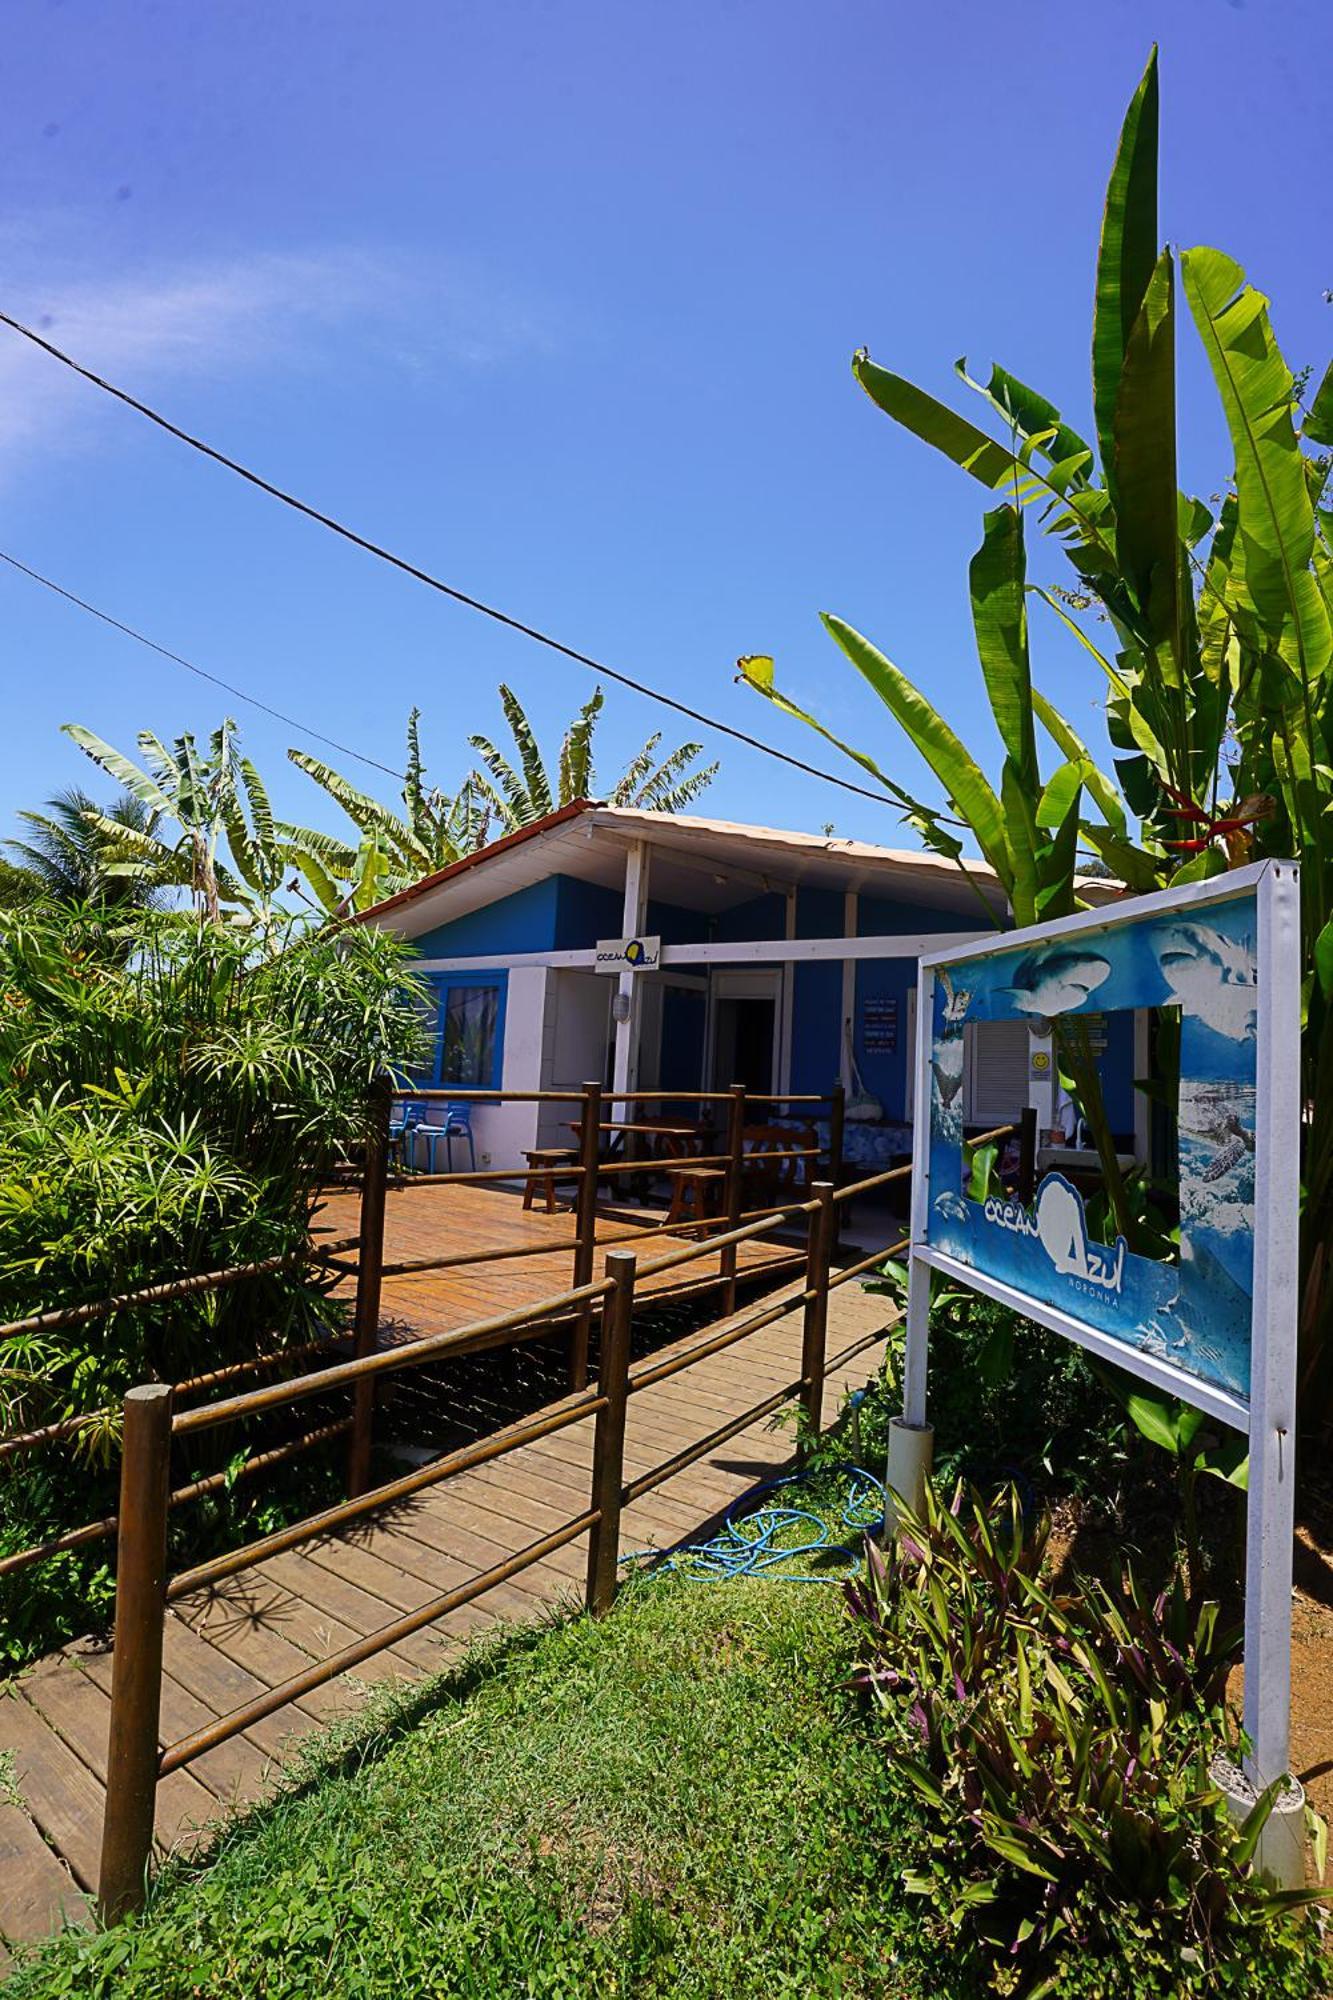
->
[0,550,409,781]
[0,308,895,810]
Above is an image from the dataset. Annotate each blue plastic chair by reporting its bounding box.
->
[420,1101,477,1173]
[387,1099,426,1170]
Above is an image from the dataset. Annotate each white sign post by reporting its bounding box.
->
[890,859,1303,1880]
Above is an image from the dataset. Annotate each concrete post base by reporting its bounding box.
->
[884,1418,934,1536]
[1210,1754,1306,1890]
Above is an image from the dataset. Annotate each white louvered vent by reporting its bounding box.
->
[966,1019,1030,1123]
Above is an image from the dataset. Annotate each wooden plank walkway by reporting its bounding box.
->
[312,1180,797,1346]
[0,1269,895,1960]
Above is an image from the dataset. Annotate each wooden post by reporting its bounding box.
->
[719,1083,746,1315]
[799,1182,835,1458]
[828,1078,846,1190]
[98,1383,173,1923]
[348,1075,391,1499]
[1017,1105,1038,1205]
[586,1248,635,1616]
[568,1080,603,1390]
[828,1077,846,1252]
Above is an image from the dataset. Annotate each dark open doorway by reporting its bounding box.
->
[713,994,775,1092]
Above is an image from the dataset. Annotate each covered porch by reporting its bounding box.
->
[365,803,1009,1179]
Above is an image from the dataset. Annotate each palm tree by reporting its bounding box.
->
[283,708,491,914]
[467,685,718,833]
[5,786,166,911]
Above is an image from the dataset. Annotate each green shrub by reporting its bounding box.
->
[854,1268,1128,1502]
[0,902,428,1664]
[846,1482,1328,1997]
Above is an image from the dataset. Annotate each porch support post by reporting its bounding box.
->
[839,892,857,1090]
[779,886,797,1096]
[611,839,648,1111]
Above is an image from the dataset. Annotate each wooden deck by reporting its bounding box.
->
[313,1179,799,1346]
[0,1266,896,1960]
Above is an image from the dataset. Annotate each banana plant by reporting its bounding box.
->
[467,683,719,833]
[64,721,252,923]
[739,45,1333,1408]
[283,707,490,911]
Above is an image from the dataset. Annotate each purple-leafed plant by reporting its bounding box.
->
[848,1480,1326,1997]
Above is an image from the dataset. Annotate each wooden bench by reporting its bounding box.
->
[521,1148,579,1213]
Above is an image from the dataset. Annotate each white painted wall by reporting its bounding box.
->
[537,969,611,1148]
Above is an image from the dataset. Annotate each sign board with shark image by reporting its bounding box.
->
[900,859,1302,1794]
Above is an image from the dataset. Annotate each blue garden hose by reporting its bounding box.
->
[621,1459,885,1585]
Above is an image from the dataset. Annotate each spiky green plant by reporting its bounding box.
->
[0,900,429,1663]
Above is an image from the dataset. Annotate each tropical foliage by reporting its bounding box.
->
[847,1480,1327,1997]
[277,688,719,913]
[5,787,166,914]
[467,683,718,835]
[64,718,292,924]
[740,46,1333,1417]
[282,708,491,916]
[0,900,428,1661]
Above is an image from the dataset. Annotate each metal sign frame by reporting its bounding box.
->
[903,858,1301,1785]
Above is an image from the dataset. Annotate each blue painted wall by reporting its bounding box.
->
[1092,1009,1137,1138]
[714,891,786,944]
[412,876,563,959]
[851,896,975,1118]
[789,888,844,1095]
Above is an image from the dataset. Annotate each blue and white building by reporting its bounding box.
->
[361,800,1137,1175]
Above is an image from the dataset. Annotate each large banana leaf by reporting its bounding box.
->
[1093,46,1159,488]
[969,508,1039,788]
[1182,246,1332,694]
[817,616,1011,887]
[1306,360,1333,448]
[497,684,554,819]
[737,654,970,869]
[852,353,1021,493]
[288,748,429,867]
[1113,249,1184,690]
[1029,688,1130,842]
[63,725,177,822]
[954,359,1093,472]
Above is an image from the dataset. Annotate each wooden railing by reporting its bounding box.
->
[370,1078,847,1398]
[92,1116,1022,1920]
[3,1076,1027,1921]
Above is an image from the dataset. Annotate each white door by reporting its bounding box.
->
[539,970,612,1145]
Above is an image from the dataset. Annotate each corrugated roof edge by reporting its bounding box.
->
[348,797,599,924]
[352,796,1124,926]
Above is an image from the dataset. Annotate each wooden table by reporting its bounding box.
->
[566,1120,712,1202]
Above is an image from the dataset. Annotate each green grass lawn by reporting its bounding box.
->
[5,1567,960,2000]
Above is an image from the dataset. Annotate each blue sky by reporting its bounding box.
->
[1,0,1328,857]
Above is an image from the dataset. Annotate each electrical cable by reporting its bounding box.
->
[0,548,409,782]
[0,308,896,809]
[620,1461,885,1584]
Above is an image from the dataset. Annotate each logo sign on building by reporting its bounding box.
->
[595,935,661,974]
[902,860,1300,1797]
